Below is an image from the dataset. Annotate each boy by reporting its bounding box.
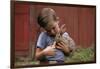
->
[35,8,76,64]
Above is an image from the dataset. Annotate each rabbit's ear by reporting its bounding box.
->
[60,24,66,34]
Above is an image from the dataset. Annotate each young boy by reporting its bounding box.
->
[35,8,76,64]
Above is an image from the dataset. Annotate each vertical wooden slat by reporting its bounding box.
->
[15,3,30,56]
[78,7,95,47]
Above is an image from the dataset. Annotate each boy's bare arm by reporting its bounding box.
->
[35,48,44,60]
[35,46,56,60]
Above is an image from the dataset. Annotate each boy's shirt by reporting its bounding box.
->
[36,32,75,61]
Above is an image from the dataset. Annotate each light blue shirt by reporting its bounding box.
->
[36,32,75,61]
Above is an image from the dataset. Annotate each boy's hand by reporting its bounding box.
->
[43,42,56,56]
[56,42,70,53]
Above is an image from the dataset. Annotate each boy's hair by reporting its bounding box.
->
[37,8,59,30]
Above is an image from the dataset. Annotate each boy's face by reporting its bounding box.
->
[46,21,60,36]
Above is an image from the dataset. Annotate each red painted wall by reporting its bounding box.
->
[14,2,96,56]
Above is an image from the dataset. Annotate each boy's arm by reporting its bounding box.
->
[35,32,46,60]
[35,48,44,60]
[35,32,56,60]
[35,46,56,60]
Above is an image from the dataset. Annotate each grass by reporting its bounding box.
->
[15,45,95,66]
[65,46,95,63]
